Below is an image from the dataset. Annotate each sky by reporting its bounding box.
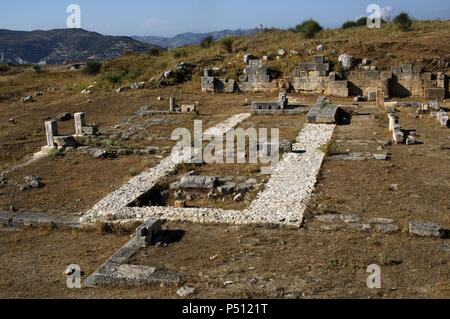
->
[1,0,449,37]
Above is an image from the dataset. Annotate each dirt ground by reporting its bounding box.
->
[0,153,158,215]
[0,222,448,299]
[0,67,449,299]
[307,103,450,227]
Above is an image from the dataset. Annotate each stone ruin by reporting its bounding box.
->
[201,54,449,99]
[136,96,197,115]
[306,96,350,125]
[201,59,280,93]
[250,93,308,115]
[34,112,98,159]
[291,55,349,97]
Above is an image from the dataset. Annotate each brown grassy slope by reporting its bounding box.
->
[98,20,450,87]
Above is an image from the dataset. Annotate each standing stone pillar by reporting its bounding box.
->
[44,121,58,147]
[74,112,86,135]
[376,90,384,107]
[169,96,176,112]
[278,93,287,109]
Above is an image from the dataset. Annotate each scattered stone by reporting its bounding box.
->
[340,214,361,224]
[177,286,196,297]
[338,54,356,70]
[179,176,218,189]
[368,218,395,225]
[174,200,187,208]
[81,89,92,95]
[348,223,372,232]
[21,95,34,103]
[409,222,444,238]
[0,174,7,186]
[233,194,243,202]
[389,184,399,191]
[117,149,133,156]
[22,175,44,191]
[217,182,236,195]
[374,224,400,234]
[277,48,286,57]
[244,54,257,65]
[320,224,343,232]
[116,86,131,94]
[316,214,339,223]
[131,82,146,90]
[53,136,78,148]
[56,112,72,122]
[92,149,115,159]
[157,96,164,101]
[316,44,325,52]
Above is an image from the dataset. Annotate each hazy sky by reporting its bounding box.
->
[1,0,449,37]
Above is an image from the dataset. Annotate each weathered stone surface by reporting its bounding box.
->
[179,176,219,189]
[338,54,356,70]
[22,175,44,190]
[340,214,361,224]
[177,286,196,297]
[136,219,162,247]
[316,214,339,223]
[374,224,400,234]
[74,112,86,136]
[56,112,72,122]
[409,222,444,237]
[53,136,78,148]
[44,120,58,147]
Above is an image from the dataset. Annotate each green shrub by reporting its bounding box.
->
[220,37,234,53]
[200,36,214,48]
[355,17,368,27]
[294,19,323,38]
[103,71,126,84]
[172,49,188,59]
[342,21,357,29]
[393,12,413,31]
[33,65,43,74]
[84,61,102,75]
[148,48,161,56]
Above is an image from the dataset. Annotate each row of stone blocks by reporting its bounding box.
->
[85,219,186,287]
[306,96,340,124]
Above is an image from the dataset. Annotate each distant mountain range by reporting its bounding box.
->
[133,29,259,48]
[0,28,159,64]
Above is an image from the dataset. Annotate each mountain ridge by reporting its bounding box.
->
[0,28,159,64]
[133,28,259,48]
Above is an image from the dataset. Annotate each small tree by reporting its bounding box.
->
[342,21,357,29]
[84,61,102,75]
[295,19,323,39]
[148,48,160,56]
[200,36,214,48]
[355,17,368,27]
[33,65,43,74]
[393,12,413,31]
[220,37,234,53]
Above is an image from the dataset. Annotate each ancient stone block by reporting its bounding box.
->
[74,112,86,136]
[424,88,445,100]
[53,136,78,148]
[409,222,444,238]
[44,120,58,147]
[169,96,177,112]
[179,175,219,189]
[136,219,162,247]
[313,55,325,63]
